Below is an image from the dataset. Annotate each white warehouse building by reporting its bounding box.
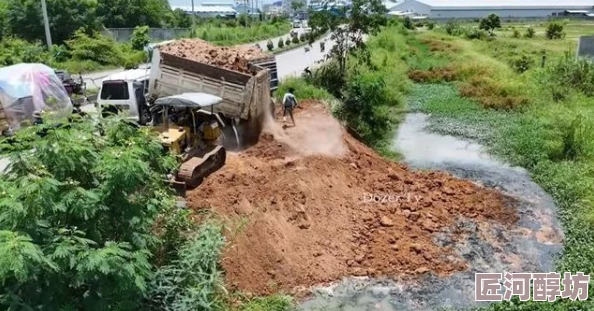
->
[389,0,594,19]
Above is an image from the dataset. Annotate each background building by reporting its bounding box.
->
[388,0,594,19]
[171,4,237,18]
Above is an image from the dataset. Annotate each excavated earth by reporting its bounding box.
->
[160,39,267,73]
[187,101,518,296]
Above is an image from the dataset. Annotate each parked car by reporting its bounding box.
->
[293,20,301,28]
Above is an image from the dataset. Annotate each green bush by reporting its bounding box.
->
[445,20,460,35]
[299,33,306,42]
[512,29,520,38]
[337,71,395,145]
[546,22,565,40]
[465,28,488,40]
[276,77,334,103]
[0,38,49,66]
[403,17,414,30]
[285,38,291,46]
[278,37,284,48]
[546,51,594,96]
[427,21,435,30]
[511,54,534,73]
[0,117,177,310]
[66,29,122,65]
[292,36,300,44]
[267,40,274,51]
[130,26,150,51]
[525,27,535,38]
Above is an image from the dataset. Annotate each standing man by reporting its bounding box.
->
[282,87,297,126]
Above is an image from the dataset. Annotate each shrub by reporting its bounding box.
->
[292,36,300,44]
[546,22,565,40]
[130,26,150,51]
[278,37,285,48]
[445,20,460,35]
[427,21,435,30]
[403,17,414,30]
[512,29,520,38]
[0,117,178,310]
[66,29,122,65]
[267,40,274,51]
[338,72,395,145]
[465,28,488,40]
[478,13,501,36]
[511,54,534,73]
[525,27,535,38]
[0,38,49,66]
[546,51,594,96]
[299,33,306,42]
[285,38,291,46]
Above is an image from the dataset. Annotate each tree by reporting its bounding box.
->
[478,13,501,36]
[0,117,177,310]
[291,0,305,12]
[403,16,414,30]
[309,0,387,88]
[171,8,192,28]
[546,22,565,40]
[5,0,99,44]
[97,0,171,28]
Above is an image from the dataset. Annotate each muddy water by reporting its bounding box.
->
[300,113,564,311]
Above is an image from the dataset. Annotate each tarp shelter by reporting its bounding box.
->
[0,63,72,131]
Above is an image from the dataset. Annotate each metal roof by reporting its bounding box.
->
[172,5,237,13]
[413,0,594,9]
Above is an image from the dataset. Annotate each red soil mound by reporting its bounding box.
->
[187,102,517,296]
[159,39,267,73]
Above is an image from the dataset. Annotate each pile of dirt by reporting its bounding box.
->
[160,39,268,73]
[187,102,518,296]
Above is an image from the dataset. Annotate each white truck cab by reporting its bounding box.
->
[97,69,150,123]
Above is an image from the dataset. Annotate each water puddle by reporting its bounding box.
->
[299,113,564,310]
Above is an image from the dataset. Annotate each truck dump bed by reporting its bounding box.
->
[149,40,275,123]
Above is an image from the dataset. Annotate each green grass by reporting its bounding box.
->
[403,19,594,310]
[195,21,291,46]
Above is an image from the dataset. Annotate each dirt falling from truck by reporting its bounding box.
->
[187,101,517,296]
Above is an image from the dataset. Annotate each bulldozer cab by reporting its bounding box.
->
[152,93,225,156]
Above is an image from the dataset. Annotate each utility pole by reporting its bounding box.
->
[40,0,52,48]
[191,0,195,38]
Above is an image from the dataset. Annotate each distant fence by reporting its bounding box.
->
[103,28,191,43]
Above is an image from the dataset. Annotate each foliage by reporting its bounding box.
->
[445,20,461,36]
[285,37,291,46]
[149,222,226,311]
[309,0,387,92]
[511,54,534,73]
[275,77,335,104]
[512,29,520,38]
[131,26,150,51]
[299,33,306,42]
[427,21,435,30]
[278,37,284,48]
[170,8,193,28]
[237,295,294,311]
[291,35,299,44]
[0,37,48,66]
[403,17,414,30]
[525,27,535,38]
[337,71,395,145]
[0,116,177,310]
[267,40,274,51]
[478,14,501,36]
[5,0,100,44]
[546,22,565,40]
[97,0,172,28]
[66,29,123,65]
[195,20,290,46]
[465,28,488,40]
[291,0,305,11]
[546,51,594,96]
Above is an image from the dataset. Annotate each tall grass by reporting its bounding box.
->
[196,22,291,46]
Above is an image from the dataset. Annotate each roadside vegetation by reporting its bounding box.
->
[0,0,290,73]
[399,17,594,309]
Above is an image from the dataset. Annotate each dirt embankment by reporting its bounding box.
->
[160,39,267,73]
[187,102,517,296]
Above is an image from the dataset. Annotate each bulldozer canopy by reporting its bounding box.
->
[154,93,223,109]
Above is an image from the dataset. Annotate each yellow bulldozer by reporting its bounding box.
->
[151,93,227,195]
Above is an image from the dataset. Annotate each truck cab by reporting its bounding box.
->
[97,69,150,123]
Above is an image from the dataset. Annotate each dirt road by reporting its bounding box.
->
[186,101,521,300]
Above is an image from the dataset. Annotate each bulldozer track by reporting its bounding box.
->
[177,145,226,188]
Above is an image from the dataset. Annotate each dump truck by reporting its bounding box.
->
[147,39,278,149]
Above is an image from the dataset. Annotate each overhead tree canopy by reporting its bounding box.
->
[5,0,99,44]
[97,0,172,28]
